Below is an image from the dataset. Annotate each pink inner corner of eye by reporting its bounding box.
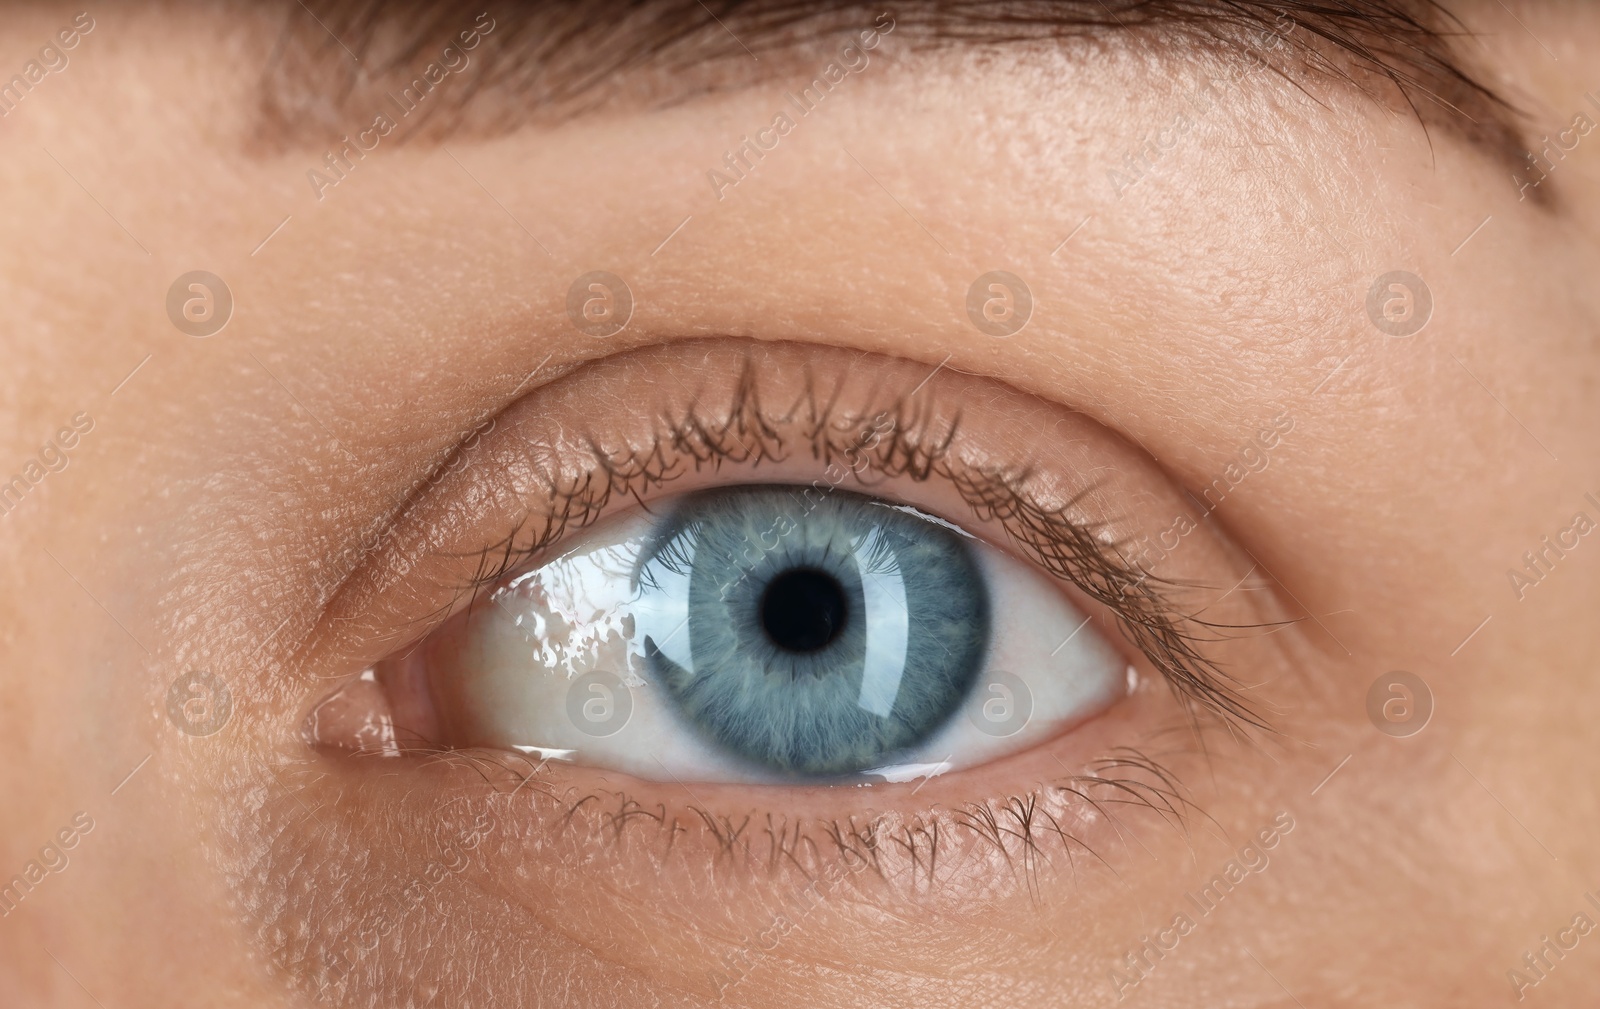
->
[302,670,402,756]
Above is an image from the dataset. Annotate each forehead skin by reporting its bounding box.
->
[2,1,1600,1007]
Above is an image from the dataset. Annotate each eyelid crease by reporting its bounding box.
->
[395,344,1272,740]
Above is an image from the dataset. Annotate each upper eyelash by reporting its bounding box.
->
[421,348,1268,737]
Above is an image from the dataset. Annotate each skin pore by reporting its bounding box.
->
[2,1,1600,1006]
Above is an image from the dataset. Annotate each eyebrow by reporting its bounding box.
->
[254,1,1527,172]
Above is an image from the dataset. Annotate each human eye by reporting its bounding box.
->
[379,470,1128,784]
[311,339,1264,809]
[291,344,1274,1006]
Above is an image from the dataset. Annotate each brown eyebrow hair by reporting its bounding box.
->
[256,1,1528,174]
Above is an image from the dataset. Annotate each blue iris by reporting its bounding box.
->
[634,485,991,777]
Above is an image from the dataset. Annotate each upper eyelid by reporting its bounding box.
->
[333,343,1269,738]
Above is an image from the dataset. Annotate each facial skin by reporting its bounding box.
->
[3,1,1600,1006]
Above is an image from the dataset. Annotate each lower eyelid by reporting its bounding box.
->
[247,697,1227,1009]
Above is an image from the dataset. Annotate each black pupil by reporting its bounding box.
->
[760,568,848,653]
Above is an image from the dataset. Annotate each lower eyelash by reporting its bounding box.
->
[244,717,1228,1007]
[402,733,1213,901]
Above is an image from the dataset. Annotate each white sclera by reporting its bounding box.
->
[441,504,1126,783]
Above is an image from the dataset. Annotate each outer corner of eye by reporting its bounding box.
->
[365,482,1130,786]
